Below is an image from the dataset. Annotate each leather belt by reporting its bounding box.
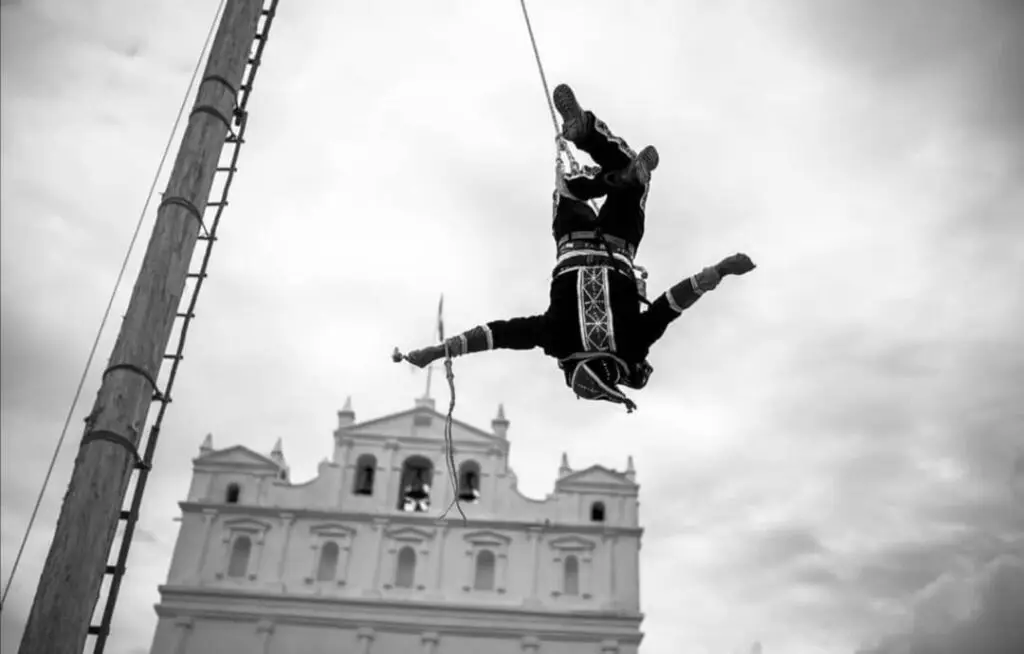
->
[556,231,636,260]
[552,253,636,280]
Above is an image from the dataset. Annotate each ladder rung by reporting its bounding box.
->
[176,312,196,319]
[226,135,245,144]
[197,234,218,242]
[163,354,183,361]
[216,166,237,173]
[186,272,207,279]
[104,565,121,575]
[206,201,228,208]
[119,510,130,520]
[87,625,105,636]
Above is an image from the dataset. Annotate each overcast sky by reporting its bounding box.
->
[2,1,1023,653]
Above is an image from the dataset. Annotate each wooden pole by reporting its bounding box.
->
[18,2,264,652]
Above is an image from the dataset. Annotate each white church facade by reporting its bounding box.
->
[148,396,645,653]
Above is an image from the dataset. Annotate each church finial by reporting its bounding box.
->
[625,454,636,481]
[559,452,572,478]
[338,396,356,428]
[271,438,284,460]
[199,433,214,455]
[492,403,509,438]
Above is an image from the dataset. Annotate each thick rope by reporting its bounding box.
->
[437,352,467,523]
[518,0,597,208]
[0,0,227,613]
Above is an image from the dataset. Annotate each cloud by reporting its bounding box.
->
[2,2,1023,654]
[858,555,1024,654]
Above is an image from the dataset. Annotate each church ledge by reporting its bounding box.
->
[177,501,643,537]
[154,587,643,636]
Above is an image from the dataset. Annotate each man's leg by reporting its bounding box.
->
[554,84,635,171]
[636,254,756,354]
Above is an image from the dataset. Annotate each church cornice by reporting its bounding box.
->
[178,502,643,538]
[155,585,644,641]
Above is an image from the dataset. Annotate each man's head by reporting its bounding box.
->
[565,355,637,413]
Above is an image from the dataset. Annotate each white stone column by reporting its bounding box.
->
[521,635,540,653]
[581,554,593,599]
[496,551,508,594]
[486,448,501,505]
[256,619,275,654]
[432,525,448,591]
[461,547,475,591]
[368,518,388,594]
[338,538,354,587]
[356,626,376,654]
[194,509,218,583]
[421,632,440,654]
[415,543,430,590]
[306,539,322,584]
[606,535,618,602]
[250,531,267,581]
[526,527,543,604]
[172,616,193,654]
[600,639,620,654]
[337,439,354,504]
[382,440,401,510]
[276,513,296,588]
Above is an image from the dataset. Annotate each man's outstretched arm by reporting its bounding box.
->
[637,253,756,351]
[394,315,550,369]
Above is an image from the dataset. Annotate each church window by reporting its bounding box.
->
[227,536,251,578]
[473,549,496,590]
[397,455,433,512]
[458,460,482,502]
[395,546,417,588]
[225,483,240,504]
[590,501,606,522]
[353,454,376,495]
[317,541,339,581]
[563,555,580,596]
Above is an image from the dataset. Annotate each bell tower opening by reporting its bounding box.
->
[457,460,481,502]
[397,455,433,512]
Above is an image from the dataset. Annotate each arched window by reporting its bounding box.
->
[563,555,579,596]
[225,483,241,504]
[395,546,416,588]
[590,501,606,522]
[353,454,376,496]
[458,460,482,502]
[317,541,339,581]
[397,456,433,512]
[227,536,251,578]
[473,549,496,591]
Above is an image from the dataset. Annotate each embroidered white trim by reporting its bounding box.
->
[482,325,494,350]
[577,267,616,352]
[690,275,705,296]
[666,290,684,313]
[593,118,637,160]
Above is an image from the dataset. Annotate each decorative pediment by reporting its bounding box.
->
[309,522,356,539]
[384,525,435,543]
[195,445,279,470]
[463,530,512,547]
[557,465,636,490]
[341,407,507,449]
[222,517,272,534]
[548,535,597,552]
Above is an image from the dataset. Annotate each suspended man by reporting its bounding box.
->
[393,84,756,412]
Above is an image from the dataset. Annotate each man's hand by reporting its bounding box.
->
[717,253,756,276]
